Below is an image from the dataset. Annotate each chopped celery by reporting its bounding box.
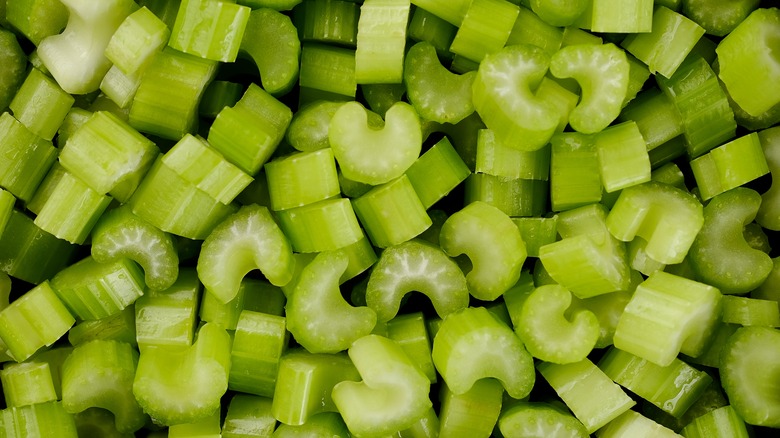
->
[239,7,301,96]
[169,0,250,63]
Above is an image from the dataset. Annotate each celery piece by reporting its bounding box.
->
[720,326,780,427]
[386,312,437,383]
[55,107,93,149]
[516,284,600,364]
[513,216,559,258]
[229,310,288,397]
[332,334,432,436]
[537,359,636,433]
[475,129,550,180]
[37,0,136,94]
[432,307,535,399]
[680,405,750,438]
[0,361,57,407]
[0,28,26,111]
[366,239,468,323]
[222,394,276,438]
[293,0,359,47]
[73,407,136,438]
[570,277,637,348]
[0,189,13,235]
[722,295,780,327]
[61,340,146,433]
[197,204,294,304]
[472,44,558,151]
[4,0,68,46]
[596,120,651,193]
[68,306,137,347]
[407,7,457,57]
[29,346,73,400]
[716,8,780,117]
[550,43,629,134]
[0,401,78,438]
[265,149,340,211]
[135,268,200,350]
[449,0,519,63]
[59,111,159,201]
[394,406,439,438]
[690,133,769,201]
[286,251,376,353]
[464,173,548,218]
[362,83,408,118]
[688,187,773,295]
[169,0,250,62]
[621,6,704,79]
[549,131,602,211]
[530,0,589,27]
[50,256,146,321]
[9,67,74,141]
[682,0,759,36]
[498,402,588,437]
[273,412,351,437]
[507,6,564,56]
[168,408,221,437]
[105,6,170,75]
[410,0,470,26]
[200,278,286,329]
[596,410,681,438]
[239,8,300,96]
[330,101,421,185]
[756,127,780,230]
[405,136,471,209]
[99,65,144,109]
[129,47,218,140]
[298,43,357,101]
[404,41,475,124]
[286,101,344,152]
[618,88,683,152]
[590,0,652,32]
[0,281,75,362]
[0,112,58,203]
[0,271,10,311]
[354,0,410,84]
[613,271,722,367]
[437,378,502,437]
[132,323,231,426]
[598,347,712,418]
[199,80,243,119]
[606,181,703,266]
[538,77,581,133]
[275,198,365,253]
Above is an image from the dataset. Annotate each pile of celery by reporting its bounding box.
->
[0,0,779,436]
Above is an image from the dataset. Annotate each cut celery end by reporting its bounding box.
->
[354,0,410,84]
[229,310,289,397]
[299,43,357,99]
[618,88,683,151]
[68,305,137,347]
[596,121,651,193]
[438,379,503,437]
[169,0,250,62]
[690,132,770,201]
[222,395,276,438]
[405,136,471,209]
[99,65,143,109]
[0,112,58,203]
[105,6,170,75]
[464,173,548,218]
[0,361,57,408]
[293,0,360,47]
[265,148,340,211]
[475,129,550,180]
[596,410,681,438]
[449,0,519,63]
[408,7,457,59]
[286,101,344,152]
[239,8,300,95]
[591,0,653,33]
[0,401,78,437]
[722,295,780,327]
[550,131,602,211]
[507,6,564,56]
[386,312,437,383]
[275,197,365,253]
[135,268,200,350]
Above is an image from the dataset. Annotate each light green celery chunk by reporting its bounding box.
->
[366,239,468,323]
[169,0,250,62]
[516,284,599,364]
[682,0,759,36]
[229,310,288,397]
[618,88,683,152]
[293,0,359,47]
[606,181,703,266]
[61,340,146,433]
[537,77,581,133]
[596,410,681,437]
[449,0,519,63]
[286,251,376,353]
[596,120,651,193]
[722,295,780,327]
[168,408,221,437]
[407,7,457,57]
[286,101,344,152]
[0,401,78,437]
[37,0,136,95]
[239,8,300,95]
[537,359,636,433]
[507,6,564,56]
[0,112,58,202]
[464,173,548,218]
[613,271,722,367]
[0,281,75,362]
[690,133,769,201]
[197,204,294,304]
[561,25,602,47]
[0,361,57,407]
[55,107,93,148]
[135,268,200,350]
[29,346,73,400]
[68,306,137,347]
[530,0,589,27]
[0,27,26,111]
[9,67,74,141]
[129,47,218,140]
[132,323,231,426]
[476,129,550,180]
[105,6,170,75]
[99,65,144,109]
[275,197,365,253]
[59,111,159,201]
[512,216,558,258]
[550,43,629,134]
[716,8,780,117]
[386,312,437,383]
[680,405,750,438]
[405,137,471,209]
[409,0,470,26]
[332,334,432,436]
[624,53,652,107]
[549,131,602,211]
[472,44,558,151]
[591,0,653,32]
[688,187,773,295]
[720,326,780,427]
[265,148,340,211]
[4,0,68,46]
[757,126,780,230]
[222,394,276,438]
[432,307,535,399]
[498,402,589,438]
[354,0,410,84]
[298,43,357,101]
[569,270,640,348]
[200,279,286,330]
[330,101,421,185]
[72,407,136,438]
[403,41,475,124]
[437,378,503,438]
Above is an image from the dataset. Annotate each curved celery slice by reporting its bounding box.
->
[432,306,535,399]
[757,126,780,230]
[365,239,468,323]
[720,326,780,428]
[498,402,589,438]
[132,323,231,426]
[404,41,475,124]
[37,0,136,94]
[550,43,629,134]
[472,44,558,151]
[688,187,772,295]
[329,101,422,185]
[91,205,179,292]
[61,340,146,433]
[197,204,294,304]
[682,0,759,36]
[286,251,377,354]
[286,101,344,152]
[332,334,432,436]
[516,284,600,364]
[239,7,300,95]
[439,201,526,301]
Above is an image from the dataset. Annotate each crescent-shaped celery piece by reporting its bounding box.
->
[431,306,536,399]
[197,204,294,304]
[404,41,475,124]
[688,187,773,295]
[37,0,137,95]
[756,126,780,230]
[286,101,344,152]
[331,334,432,437]
[471,44,558,151]
[549,43,629,134]
[329,101,422,185]
[239,8,300,96]
[286,250,377,354]
[439,201,526,301]
[365,239,468,323]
